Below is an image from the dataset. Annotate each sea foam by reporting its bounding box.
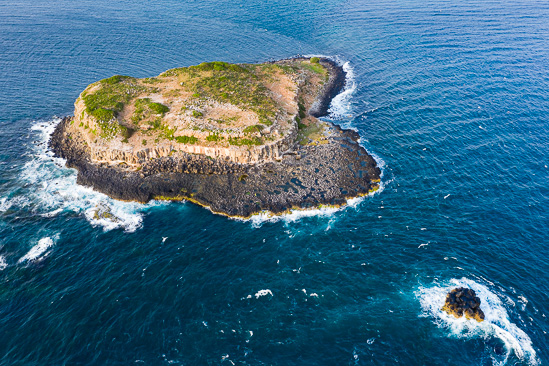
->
[0,256,7,270]
[17,59,369,230]
[417,277,539,365]
[18,235,59,263]
[6,118,157,232]
[328,59,357,120]
[243,57,385,227]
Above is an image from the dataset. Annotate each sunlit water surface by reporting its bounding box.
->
[0,0,548,364]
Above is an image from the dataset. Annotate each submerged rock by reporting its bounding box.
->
[92,203,120,223]
[442,287,485,322]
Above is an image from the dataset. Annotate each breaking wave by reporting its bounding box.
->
[3,118,160,232]
[246,193,376,227]
[417,277,538,365]
[301,54,356,120]
[328,58,357,120]
[18,235,59,263]
[246,151,386,227]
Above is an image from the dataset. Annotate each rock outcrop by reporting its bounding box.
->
[49,57,382,218]
[442,287,485,322]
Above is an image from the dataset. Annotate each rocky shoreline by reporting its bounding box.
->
[49,58,381,218]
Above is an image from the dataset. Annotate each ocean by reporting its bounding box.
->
[0,0,548,364]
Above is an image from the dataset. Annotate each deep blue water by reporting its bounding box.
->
[1,0,548,364]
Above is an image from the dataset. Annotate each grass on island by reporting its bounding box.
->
[243,124,264,134]
[132,98,169,126]
[172,61,280,126]
[175,135,198,144]
[81,75,152,138]
[228,136,263,146]
[80,59,326,143]
[297,120,326,146]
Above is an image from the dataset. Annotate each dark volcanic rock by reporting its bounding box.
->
[48,57,381,218]
[442,287,485,322]
[308,58,347,118]
[49,117,381,218]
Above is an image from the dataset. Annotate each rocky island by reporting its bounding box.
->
[443,287,485,322]
[50,57,381,218]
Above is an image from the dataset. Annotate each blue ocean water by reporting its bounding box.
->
[0,0,548,364]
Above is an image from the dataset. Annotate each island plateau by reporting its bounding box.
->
[50,57,381,218]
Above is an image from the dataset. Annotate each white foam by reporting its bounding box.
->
[0,197,11,213]
[244,164,385,227]
[300,54,357,120]
[0,256,7,270]
[245,148,386,227]
[18,235,58,263]
[254,289,273,299]
[328,59,357,119]
[417,277,538,365]
[7,118,156,232]
[245,194,363,227]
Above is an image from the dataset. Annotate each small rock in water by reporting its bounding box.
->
[92,203,120,222]
[442,287,485,322]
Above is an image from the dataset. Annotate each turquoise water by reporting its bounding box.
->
[1,0,548,364]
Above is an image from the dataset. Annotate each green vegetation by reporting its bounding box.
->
[142,139,147,145]
[132,98,169,125]
[178,61,279,125]
[297,121,325,145]
[175,135,198,144]
[120,126,134,143]
[302,61,326,76]
[79,60,324,145]
[206,132,223,142]
[142,77,162,84]
[149,102,169,115]
[228,136,263,146]
[189,61,247,73]
[91,108,115,122]
[243,124,264,134]
[82,75,150,138]
[161,125,176,140]
[298,100,307,119]
[101,75,131,85]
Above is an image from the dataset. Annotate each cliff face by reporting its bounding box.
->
[68,58,332,168]
[72,98,299,166]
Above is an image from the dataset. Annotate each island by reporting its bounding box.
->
[49,57,381,218]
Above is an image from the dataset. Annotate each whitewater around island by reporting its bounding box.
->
[0,57,386,233]
[417,277,539,365]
